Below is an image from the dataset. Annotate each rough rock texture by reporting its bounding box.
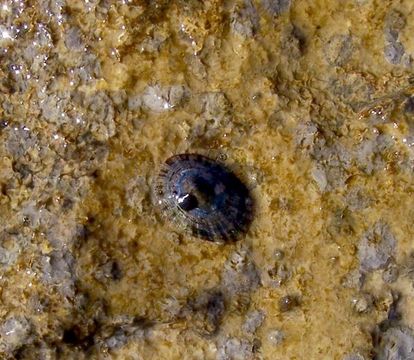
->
[359,222,396,273]
[1,0,414,359]
[261,0,291,16]
[230,0,259,38]
[376,327,414,360]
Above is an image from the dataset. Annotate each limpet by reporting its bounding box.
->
[154,154,253,242]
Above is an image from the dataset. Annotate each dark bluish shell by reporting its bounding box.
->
[154,154,253,242]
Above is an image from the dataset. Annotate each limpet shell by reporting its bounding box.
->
[154,154,253,242]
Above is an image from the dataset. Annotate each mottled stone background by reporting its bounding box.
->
[0,0,414,359]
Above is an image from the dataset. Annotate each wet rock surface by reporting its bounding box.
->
[375,327,414,360]
[359,222,396,273]
[0,0,414,359]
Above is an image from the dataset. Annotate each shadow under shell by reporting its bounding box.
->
[154,154,254,242]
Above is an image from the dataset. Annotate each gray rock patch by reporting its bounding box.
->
[261,0,291,16]
[243,310,265,334]
[0,316,32,353]
[358,222,396,273]
[376,327,414,360]
[217,337,255,360]
[230,0,259,38]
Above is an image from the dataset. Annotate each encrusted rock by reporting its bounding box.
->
[243,310,265,334]
[358,222,396,273]
[376,326,414,360]
[267,263,290,287]
[191,92,233,140]
[141,84,188,112]
[311,136,352,190]
[65,27,84,52]
[100,317,148,350]
[0,316,32,353]
[384,10,412,66]
[343,354,365,360]
[324,34,353,66]
[311,165,328,192]
[268,329,285,346]
[382,263,399,284]
[0,229,27,268]
[217,337,256,360]
[341,270,365,289]
[230,0,259,38]
[221,249,261,298]
[40,250,76,299]
[261,0,291,16]
[350,293,373,314]
[182,290,225,336]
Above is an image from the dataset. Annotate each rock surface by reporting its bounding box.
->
[0,0,413,359]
